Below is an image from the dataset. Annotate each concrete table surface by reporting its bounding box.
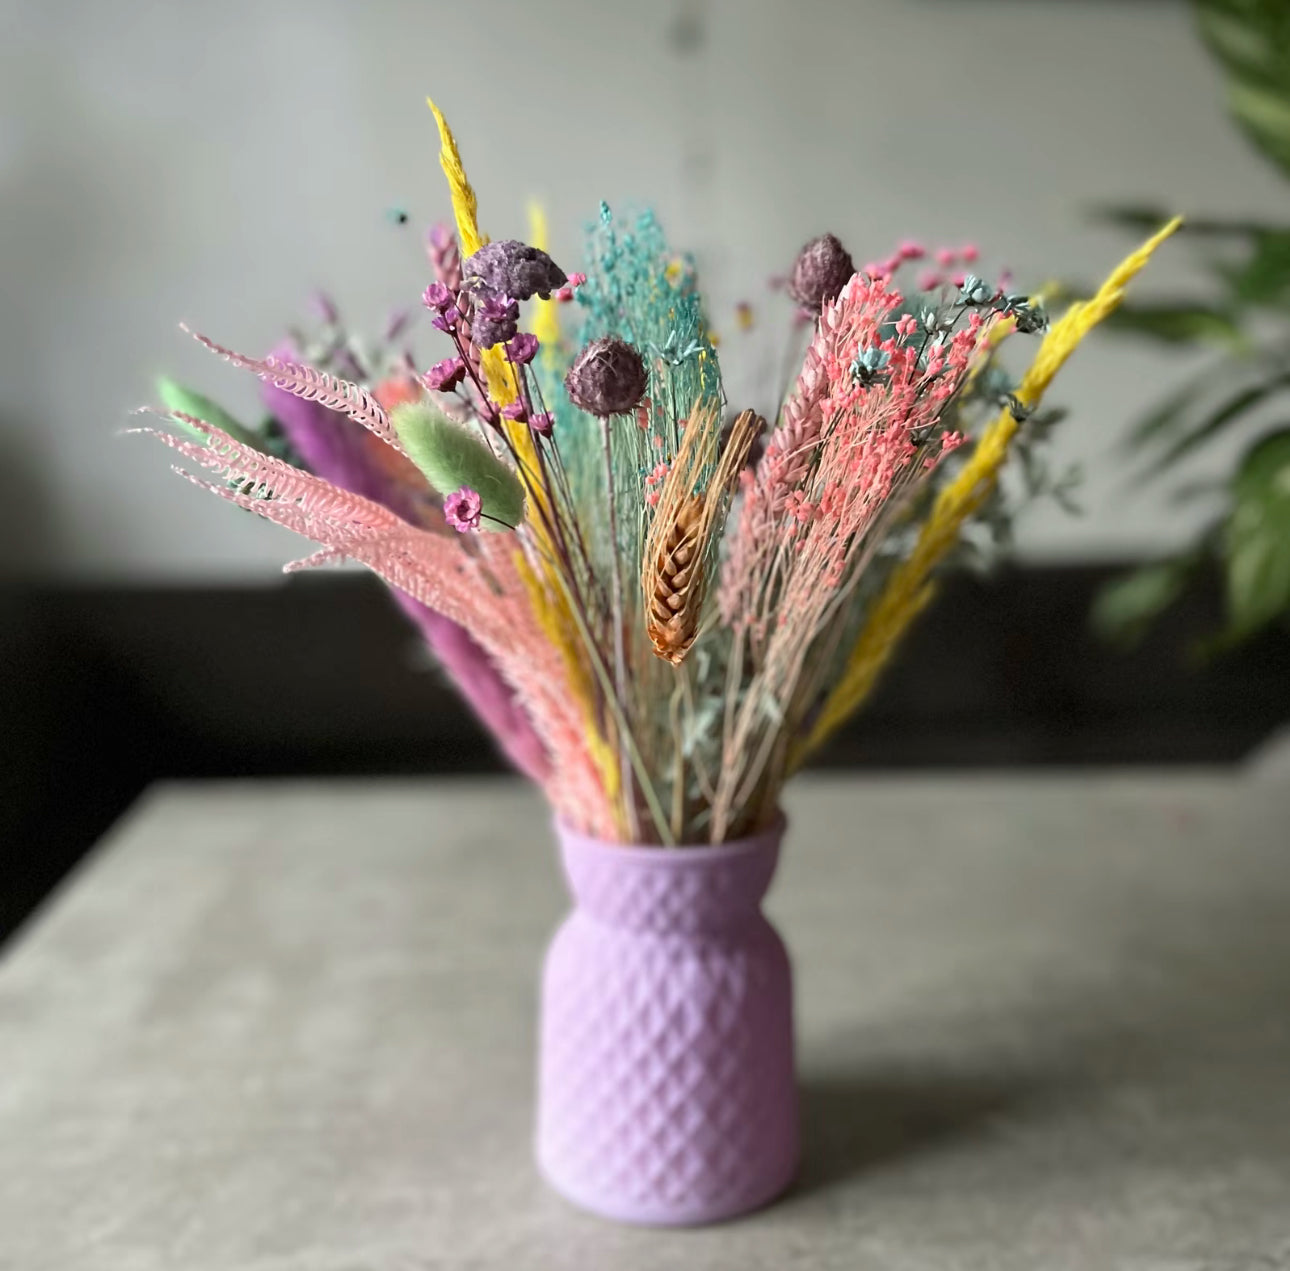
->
[2,766,1289,1270]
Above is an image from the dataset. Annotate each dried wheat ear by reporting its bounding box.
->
[644,408,763,666]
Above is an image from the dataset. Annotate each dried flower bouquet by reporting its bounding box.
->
[144,101,1178,848]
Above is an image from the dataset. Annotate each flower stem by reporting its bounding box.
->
[602,417,639,840]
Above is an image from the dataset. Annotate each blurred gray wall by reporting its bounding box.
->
[1,0,1283,582]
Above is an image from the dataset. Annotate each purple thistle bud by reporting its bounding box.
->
[423,282,454,312]
[501,399,527,421]
[529,411,554,438]
[564,336,649,417]
[505,332,539,365]
[474,293,520,349]
[464,240,567,302]
[423,356,466,392]
[788,233,856,311]
[431,306,460,333]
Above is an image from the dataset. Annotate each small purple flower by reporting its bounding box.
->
[474,293,520,349]
[529,411,554,438]
[479,294,514,320]
[464,240,567,301]
[431,305,460,333]
[505,332,539,365]
[501,400,527,422]
[443,486,482,533]
[423,282,454,312]
[423,356,466,392]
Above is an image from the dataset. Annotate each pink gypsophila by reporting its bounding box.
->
[785,490,816,523]
[424,356,466,392]
[506,332,539,365]
[444,486,483,533]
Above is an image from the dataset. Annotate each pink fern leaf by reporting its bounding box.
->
[145,420,490,622]
[154,414,396,520]
[283,545,353,573]
[181,325,405,455]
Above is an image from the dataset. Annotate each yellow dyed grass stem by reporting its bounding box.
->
[527,202,563,352]
[426,97,483,257]
[427,97,618,817]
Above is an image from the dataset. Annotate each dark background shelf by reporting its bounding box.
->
[3,564,1287,947]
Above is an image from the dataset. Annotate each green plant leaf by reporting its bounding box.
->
[1148,372,1290,475]
[1091,558,1198,647]
[1195,0,1290,179]
[1102,303,1247,348]
[1225,229,1290,305]
[1093,204,1177,235]
[156,376,260,448]
[1168,476,1226,505]
[1196,1,1289,83]
[1124,368,1230,452]
[1092,203,1274,239]
[1223,425,1290,637]
[1227,80,1290,179]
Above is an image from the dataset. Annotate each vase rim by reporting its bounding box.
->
[554,812,787,862]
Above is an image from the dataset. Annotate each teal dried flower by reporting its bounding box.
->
[955,275,995,307]
[850,346,892,386]
[999,294,1050,334]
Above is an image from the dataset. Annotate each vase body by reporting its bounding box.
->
[536,818,797,1226]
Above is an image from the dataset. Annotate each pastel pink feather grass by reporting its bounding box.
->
[147,415,611,836]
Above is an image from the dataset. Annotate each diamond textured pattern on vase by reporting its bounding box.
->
[536,820,798,1226]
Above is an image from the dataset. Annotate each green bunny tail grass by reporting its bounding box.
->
[392,402,526,531]
[156,377,259,447]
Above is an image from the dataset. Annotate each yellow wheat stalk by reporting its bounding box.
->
[794,217,1183,765]
[427,98,619,821]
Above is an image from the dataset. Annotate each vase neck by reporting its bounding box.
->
[555,820,784,935]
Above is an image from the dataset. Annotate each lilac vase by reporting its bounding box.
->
[536,818,798,1226]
